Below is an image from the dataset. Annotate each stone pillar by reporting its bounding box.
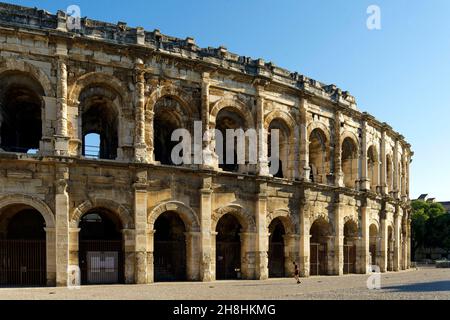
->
[185,232,201,281]
[134,59,147,162]
[201,73,218,170]
[284,234,299,277]
[123,229,135,284]
[240,232,256,280]
[380,130,388,195]
[380,214,388,272]
[211,232,218,281]
[360,119,370,191]
[255,81,270,176]
[401,156,408,201]
[402,219,408,270]
[393,208,401,271]
[55,57,70,156]
[44,227,56,286]
[334,111,344,187]
[146,108,155,163]
[146,230,155,283]
[407,217,412,268]
[393,140,399,199]
[406,156,411,200]
[359,199,370,274]
[200,176,213,281]
[299,197,310,277]
[333,195,344,275]
[68,228,80,278]
[299,97,310,181]
[54,166,70,287]
[133,171,148,284]
[255,180,268,280]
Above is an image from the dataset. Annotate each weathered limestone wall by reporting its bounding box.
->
[0,3,413,287]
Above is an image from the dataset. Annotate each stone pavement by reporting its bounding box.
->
[0,266,448,300]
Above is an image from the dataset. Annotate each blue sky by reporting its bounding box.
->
[9,0,450,200]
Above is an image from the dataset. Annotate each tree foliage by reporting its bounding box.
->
[411,200,449,259]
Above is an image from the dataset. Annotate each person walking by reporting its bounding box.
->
[293,262,301,284]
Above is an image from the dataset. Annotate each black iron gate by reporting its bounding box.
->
[154,240,186,282]
[269,242,285,278]
[0,240,46,287]
[344,244,356,274]
[216,241,241,280]
[310,243,327,276]
[79,240,123,285]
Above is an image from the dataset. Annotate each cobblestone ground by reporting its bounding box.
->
[0,266,448,300]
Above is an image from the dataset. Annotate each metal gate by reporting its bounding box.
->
[154,241,186,282]
[0,240,46,287]
[310,243,327,276]
[269,242,285,278]
[344,244,356,274]
[216,241,241,280]
[79,240,123,285]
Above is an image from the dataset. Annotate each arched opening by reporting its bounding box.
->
[367,146,379,193]
[343,220,358,274]
[216,214,242,280]
[0,71,44,153]
[369,224,379,268]
[342,137,358,189]
[0,205,46,287]
[154,96,185,166]
[268,218,286,278]
[80,85,119,160]
[78,209,124,285]
[387,226,394,271]
[268,119,291,179]
[216,108,246,173]
[310,219,331,276]
[309,129,328,184]
[386,155,393,193]
[154,211,187,282]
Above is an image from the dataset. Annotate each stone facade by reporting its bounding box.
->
[0,3,412,287]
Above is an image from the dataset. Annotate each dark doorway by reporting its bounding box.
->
[310,219,330,276]
[0,72,44,153]
[216,214,242,280]
[0,208,46,287]
[268,219,285,278]
[216,108,245,173]
[80,85,119,160]
[344,221,358,274]
[78,209,124,285]
[154,211,187,282]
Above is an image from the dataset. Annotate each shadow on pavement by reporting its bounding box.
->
[383,281,450,293]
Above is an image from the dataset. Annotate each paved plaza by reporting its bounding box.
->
[0,266,448,300]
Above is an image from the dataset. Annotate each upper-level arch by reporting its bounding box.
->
[0,57,54,97]
[145,84,197,118]
[70,72,129,160]
[210,97,254,129]
[68,72,130,106]
[265,112,297,179]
